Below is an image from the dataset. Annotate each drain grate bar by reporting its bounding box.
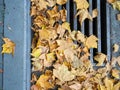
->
[106,2,111,61]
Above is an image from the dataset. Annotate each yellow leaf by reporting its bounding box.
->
[99,85,106,90]
[31,48,42,58]
[94,53,106,66]
[112,1,120,11]
[76,9,92,26]
[104,77,114,90]
[38,0,49,11]
[74,0,89,10]
[85,35,98,49]
[92,9,98,18]
[76,31,86,42]
[62,22,71,32]
[47,0,56,7]
[53,64,75,82]
[46,52,56,62]
[1,38,15,55]
[36,74,54,89]
[39,29,50,40]
[113,82,120,90]
[57,0,68,5]
[107,0,116,3]
[111,68,120,79]
[60,8,67,22]
[113,44,119,53]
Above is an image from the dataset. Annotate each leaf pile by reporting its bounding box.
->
[31,0,120,90]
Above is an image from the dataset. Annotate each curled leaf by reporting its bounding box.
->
[94,53,106,66]
[92,9,98,18]
[113,44,119,53]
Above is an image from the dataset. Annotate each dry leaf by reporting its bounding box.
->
[36,74,54,89]
[69,83,82,90]
[74,0,89,10]
[76,31,86,42]
[62,22,71,32]
[94,53,106,66]
[117,14,120,21]
[53,64,75,82]
[46,52,56,62]
[113,44,119,52]
[76,9,92,26]
[112,1,120,11]
[57,0,67,5]
[47,0,56,7]
[92,9,98,18]
[31,85,39,90]
[111,68,120,79]
[107,0,116,3]
[31,48,42,58]
[1,38,15,55]
[30,6,37,16]
[39,29,50,40]
[60,8,67,22]
[113,82,120,90]
[85,35,98,49]
[38,0,48,11]
[104,77,114,90]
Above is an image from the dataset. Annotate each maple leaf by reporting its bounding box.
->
[94,53,106,66]
[92,8,98,18]
[36,74,54,89]
[85,35,98,49]
[53,64,75,82]
[1,38,15,55]
[74,0,89,10]
[57,0,68,5]
[76,9,92,26]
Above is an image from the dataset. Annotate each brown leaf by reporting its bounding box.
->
[53,64,75,82]
[57,0,68,5]
[76,9,92,26]
[94,53,106,66]
[113,44,119,52]
[31,85,39,90]
[85,35,98,49]
[30,6,37,16]
[74,0,89,10]
[104,77,114,90]
[60,8,67,22]
[1,38,15,55]
[113,82,120,90]
[92,9,98,18]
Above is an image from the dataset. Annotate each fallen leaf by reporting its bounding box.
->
[31,48,42,58]
[62,22,71,32]
[30,6,37,16]
[76,31,86,42]
[117,14,120,21]
[107,0,116,3]
[60,8,67,22]
[46,52,56,62]
[47,0,56,7]
[94,53,106,66]
[53,64,75,82]
[112,1,120,11]
[113,82,120,90]
[85,35,98,49]
[104,77,114,90]
[111,68,120,79]
[113,44,119,52]
[38,0,49,11]
[1,38,15,55]
[39,29,50,40]
[36,74,54,89]
[57,0,68,5]
[99,85,106,90]
[74,0,89,10]
[76,9,92,26]
[69,83,82,90]
[92,9,98,18]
